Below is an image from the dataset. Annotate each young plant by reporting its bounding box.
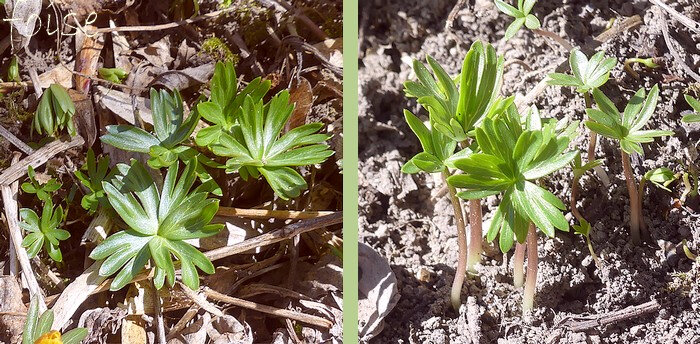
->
[570,152,603,266]
[448,105,577,312]
[548,48,616,162]
[89,159,223,291]
[98,67,128,84]
[494,0,572,50]
[33,84,76,138]
[403,40,503,311]
[210,90,333,200]
[195,61,271,147]
[20,200,70,262]
[21,166,62,204]
[623,57,660,79]
[74,149,116,215]
[638,167,677,230]
[23,295,87,344]
[584,85,673,243]
[101,88,200,169]
[8,55,19,82]
[682,94,700,123]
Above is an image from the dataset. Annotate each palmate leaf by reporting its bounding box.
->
[20,201,70,262]
[210,91,333,200]
[404,41,503,142]
[585,85,673,155]
[401,109,457,174]
[90,159,222,291]
[548,49,616,93]
[447,105,575,250]
[195,61,271,147]
[101,88,201,169]
[21,166,61,204]
[495,0,540,40]
[74,149,116,214]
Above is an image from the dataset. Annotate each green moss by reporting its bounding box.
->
[201,37,239,64]
[233,0,273,48]
[2,90,33,125]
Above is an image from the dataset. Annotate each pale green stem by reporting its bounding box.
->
[443,170,468,312]
[466,199,482,273]
[523,222,538,313]
[513,242,525,288]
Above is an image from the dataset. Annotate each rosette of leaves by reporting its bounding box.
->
[195,61,271,147]
[20,200,70,262]
[210,90,333,200]
[101,88,200,169]
[404,40,503,142]
[547,49,616,94]
[89,159,223,291]
[74,149,116,214]
[448,105,577,252]
[21,166,61,203]
[585,85,672,156]
[585,85,673,243]
[683,94,700,123]
[494,0,540,40]
[23,295,87,344]
[33,84,76,137]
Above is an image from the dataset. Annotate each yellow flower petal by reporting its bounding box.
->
[34,330,62,344]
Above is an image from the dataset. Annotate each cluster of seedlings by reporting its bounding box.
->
[402,0,696,314]
[15,61,333,339]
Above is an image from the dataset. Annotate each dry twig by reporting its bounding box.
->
[0,136,84,186]
[558,299,660,332]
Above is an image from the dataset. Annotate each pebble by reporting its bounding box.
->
[417,267,432,283]
[630,324,645,337]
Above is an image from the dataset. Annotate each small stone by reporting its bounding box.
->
[417,266,432,283]
[630,324,645,337]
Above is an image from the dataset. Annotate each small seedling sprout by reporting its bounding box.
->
[494,0,573,50]
[585,85,673,243]
[682,94,700,123]
[623,57,661,79]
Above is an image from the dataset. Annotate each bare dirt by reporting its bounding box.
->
[359,0,700,342]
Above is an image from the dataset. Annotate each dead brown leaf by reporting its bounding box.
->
[285,77,313,132]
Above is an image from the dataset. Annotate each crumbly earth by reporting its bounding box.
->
[359,0,700,342]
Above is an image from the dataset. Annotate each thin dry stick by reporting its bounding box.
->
[203,287,333,328]
[559,299,660,331]
[0,135,84,186]
[165,307,200,340]
[178,283,224,317]
[8,153,20,277]
[0,125,33,155]
[532,28,574,51]
[650,0,700,33]
[658,9,700,83]
[217,207,337,219]
[1,184,46,312]
[89,7,237,34]
[153,281,166,344]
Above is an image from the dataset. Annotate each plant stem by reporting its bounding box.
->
[513,242,526,288]
[467,199,482,273]
[443,170,469,312]
[570,175,583,222]
[621,151,641,244]
[637,177,648,234]
[584,92,598,162]
[585,235,601,267]
[523,222,538,312]
[532,28,574,51]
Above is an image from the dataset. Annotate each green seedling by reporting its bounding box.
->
[570,152,604,266]
[21,166,61,204]
[494,0,572,49]
[74,149,116,215]
[494,0,540,40]
[623,57,660,79]
[90,159,223,291]
[448,104,577,313]
[682,94,700,123]
[210,90,333,200]
[585,85,673,244]
[33,84,76,138]
[403,40,503,311]
[548,48,616,162]
[20,200,70,262]
[98,67,128,84]
[195,61,270,147]
[23,295,87,344]
[8,55,19,82]
[101,88,199,169]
